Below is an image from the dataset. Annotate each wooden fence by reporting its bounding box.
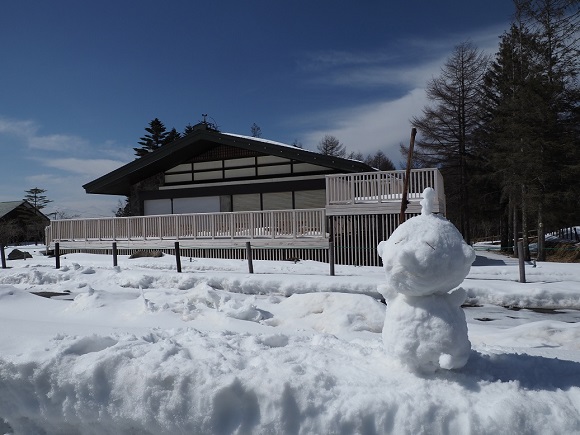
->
[46,208,328,250]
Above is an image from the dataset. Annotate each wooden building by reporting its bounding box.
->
[46,123,445,266]
[0,200,50,245]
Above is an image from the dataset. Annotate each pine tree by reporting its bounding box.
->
[183,123,196,136]
[482,0,579,259]
[165,127,182,144]
[133,118,170,157]
[22,188,51,244]
[24,188,52,210]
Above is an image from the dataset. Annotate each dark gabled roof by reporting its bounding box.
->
[84,126,376,196]
[0,200,50,221]
[0,201,24,218]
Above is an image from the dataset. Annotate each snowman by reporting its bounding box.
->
[377,187,476,373]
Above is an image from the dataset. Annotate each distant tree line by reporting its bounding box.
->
[407,0,579,258]
[316,134,396,170]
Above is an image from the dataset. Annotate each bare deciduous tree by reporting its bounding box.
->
[317,135,346,157]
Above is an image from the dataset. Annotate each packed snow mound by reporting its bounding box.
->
[378,194,475,297]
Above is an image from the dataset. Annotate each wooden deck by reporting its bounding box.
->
[45,168,445,265]
[325,168,445,215]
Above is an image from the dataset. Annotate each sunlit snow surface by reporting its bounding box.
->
[0,246,579,434]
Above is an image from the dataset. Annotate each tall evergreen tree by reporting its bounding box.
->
[133,118,170,157]
[480,22,540,256]
[24,188,52,210]
[22,187,51,244]
[165,127,181,144]
[482,0,579,259]
[410,41,490,243]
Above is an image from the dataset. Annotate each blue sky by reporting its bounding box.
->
[0,0,515,217]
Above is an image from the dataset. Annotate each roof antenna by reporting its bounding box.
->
[202,114,208,125]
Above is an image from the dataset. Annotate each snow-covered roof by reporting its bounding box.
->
[85,127,375,196]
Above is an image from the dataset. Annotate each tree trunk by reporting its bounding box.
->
[537,203,545,261]
[512,198,518,257]
[521,184,530,261]
[500,201,509,252]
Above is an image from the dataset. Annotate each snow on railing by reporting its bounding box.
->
[46,208,327,248]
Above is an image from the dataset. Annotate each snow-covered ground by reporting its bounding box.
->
[1,245,579,434]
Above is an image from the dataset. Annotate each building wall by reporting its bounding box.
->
[135,145,331,216]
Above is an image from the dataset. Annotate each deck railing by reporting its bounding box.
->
[46,208,327,249]
[325,168,445,213]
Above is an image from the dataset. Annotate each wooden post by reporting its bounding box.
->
[175,241,182,273]
[112,242,118,267]
[329,240,335,276]
[517,241,526,283]
[246,241,254,274]
[537,220,545,262]
[55,242,60,269]
[0,245,6,269]
[399,128,417,224]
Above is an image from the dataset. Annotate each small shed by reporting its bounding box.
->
[0,200,50,244]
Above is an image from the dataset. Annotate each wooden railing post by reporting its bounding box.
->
[175,241,182,273]
[1,245,6,269]
[246,241,254,274]
[112,242,118,267]
[55,242,60,269]
[329,240,335,276]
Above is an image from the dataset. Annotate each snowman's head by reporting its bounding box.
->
[377,188,475,297]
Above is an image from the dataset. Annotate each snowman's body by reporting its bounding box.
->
[378,188,475,373]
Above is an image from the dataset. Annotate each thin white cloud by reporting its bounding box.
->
[29,133,89,151]
[42,158,126,178]
[0,116,88,152]
[297,23,507,163]
[325,58,445,89]
[302,23,506,90]
[24,172,125,218]
[299,50,402,71]
[0,118,37,136]
[301,88,428,164]
[0,116,130,217]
